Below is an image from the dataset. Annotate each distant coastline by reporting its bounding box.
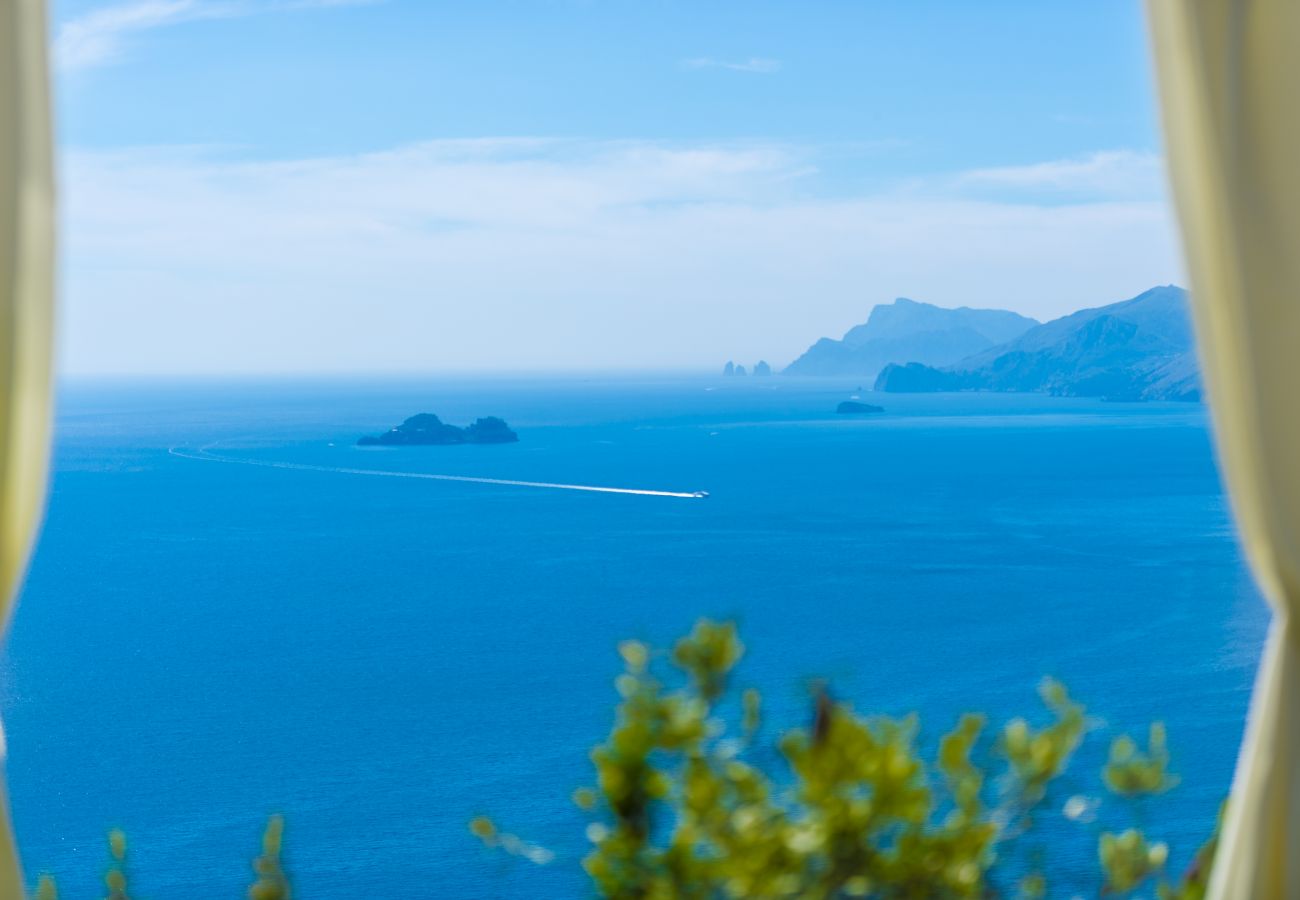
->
[729,285,1199,402]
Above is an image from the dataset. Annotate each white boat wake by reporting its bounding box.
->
[168,445,708,499]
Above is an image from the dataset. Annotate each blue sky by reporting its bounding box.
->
[54,0,1183,375]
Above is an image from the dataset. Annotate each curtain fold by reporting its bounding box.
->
[0,0,57,894]
[1146,1,1300,896]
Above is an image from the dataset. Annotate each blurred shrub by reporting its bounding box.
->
[473,619,1217,899]
[103,829,128,900]
[248,815,291,900]
[30,816,289,900]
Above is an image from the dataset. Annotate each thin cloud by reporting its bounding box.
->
[681,57,782,74]
[59,140,1182,376]
[57,0,207,71]
[55,0,377,72]
[958,150,1164,200]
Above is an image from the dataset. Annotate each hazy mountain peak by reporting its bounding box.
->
[786,298,1038,378]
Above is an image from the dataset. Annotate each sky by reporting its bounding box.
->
[53,0,1185,376]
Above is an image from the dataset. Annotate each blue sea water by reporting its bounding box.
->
[0,377,1268,897]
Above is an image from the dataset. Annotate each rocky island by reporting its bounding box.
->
[836,400,885,414]
[357,413,519,446]
[723,360,772,376]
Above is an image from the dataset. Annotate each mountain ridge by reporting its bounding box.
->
[874,285,1199,401]
[784,298,1039,378]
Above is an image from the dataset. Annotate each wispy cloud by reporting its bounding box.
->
[59,140,1182,376]
[681,57,782,74]
[57,0,207,71]
[55,0,376,72]
[957,150,1164,200]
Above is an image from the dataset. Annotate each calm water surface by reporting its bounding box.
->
[1,377,1268,897]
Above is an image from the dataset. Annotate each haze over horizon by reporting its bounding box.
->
[56,0,1184,377]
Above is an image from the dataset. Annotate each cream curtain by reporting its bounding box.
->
[0,0,57,895]
[1147,1,1300,896]
[1,1,1299,897]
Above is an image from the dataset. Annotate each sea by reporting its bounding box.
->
[0,376,1268,898]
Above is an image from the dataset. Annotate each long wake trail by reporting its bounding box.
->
[168,445,706,499]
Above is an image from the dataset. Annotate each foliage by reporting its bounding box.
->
[1104,722,1180,796]
[473,618,1219,899]
[249,815,291,900]
[103,829,129,900]
[1099,829,1168,893]
[31,816,292,900]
